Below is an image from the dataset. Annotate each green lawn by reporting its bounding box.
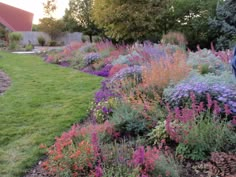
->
[0,52,102,177]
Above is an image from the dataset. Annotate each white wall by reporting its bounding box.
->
[19,32,82,46]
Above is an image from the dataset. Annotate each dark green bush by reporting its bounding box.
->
[8,32,22,50]
[37,36,46,46]
[110,103,148,136]
[48,40,57,46]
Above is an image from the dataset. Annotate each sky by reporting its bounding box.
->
[0,0,69,24]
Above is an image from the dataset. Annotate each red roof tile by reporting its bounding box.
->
[0,2,33,31]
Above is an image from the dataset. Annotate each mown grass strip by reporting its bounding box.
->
[0,52,102,177]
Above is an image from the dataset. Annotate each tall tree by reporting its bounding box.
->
[209,0,236,50]
[63,8,83,32]
[39,0,64,40]
[92,0,168,43]
[68,0,99,42]
[43,0,57,17]
[171,0,220,49]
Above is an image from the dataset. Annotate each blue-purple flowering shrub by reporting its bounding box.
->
[109,65,142,84]
[84,52,101,66]
[164,71,236,114]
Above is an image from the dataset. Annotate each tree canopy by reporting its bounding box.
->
[209,0,236,50]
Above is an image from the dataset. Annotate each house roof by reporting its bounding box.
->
[0,2,33,31]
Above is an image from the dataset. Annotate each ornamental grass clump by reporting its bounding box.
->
[142,50,190,97]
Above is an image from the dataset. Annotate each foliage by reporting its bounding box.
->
[131,145,180,177]
[161,31,187,47]
[38,18,64,40]
[8,32,22,50]
[110,103,149,136]
[175,116,236,160]
[147,120,169,145]
[37,36,46,46]
[68,0,100,42]
[92,0,168,42]
[62,8,83,32]
[41,122,114,176]
[166,96,236,160]
[209,0,236,50]
[172,0,219,49]
[25,44,33,51]
[43,0,57,17]
[48,40,57,46]
[187,48,226,74]
[8,32,22,42]
[151,153,180,177]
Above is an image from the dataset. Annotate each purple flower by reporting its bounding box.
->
[91,64,112,77]
[110,65,142,83]
[84,52,101,66]
[95,80,118,103]
[132,146,145,165]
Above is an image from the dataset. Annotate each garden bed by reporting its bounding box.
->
[31,41,236,177]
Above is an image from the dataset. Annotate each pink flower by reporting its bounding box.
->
[207,93,213,109]
[224,104,231,116]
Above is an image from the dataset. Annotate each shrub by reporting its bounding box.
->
[8,32,22,42]
[163,72,236,114]
[84,52,101,66]
[8,32,22,50]
[79,43,96,53]
[110,103,148,136]
[187,49,226,74]
[175,116,236,160]
[147,120,169,145]
[0,39,7,48]
[81,35,90,42]
[112,54,132,65]
[109,65,142,84]
[48,40,57,46]
[25,44,33,51]
[37,36,46,46]
[70,51,86,69]
[41,122,114,176]
[166,96,236,160]
[131,146,180,177]
[161,31,187,47]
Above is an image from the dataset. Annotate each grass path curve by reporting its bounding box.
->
[0,52,102,177]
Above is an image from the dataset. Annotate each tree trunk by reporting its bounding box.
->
[89,34,93,43]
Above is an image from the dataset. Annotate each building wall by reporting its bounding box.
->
[19,32,82,46]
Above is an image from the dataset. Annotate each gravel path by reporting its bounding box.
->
[0,70,11,95]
